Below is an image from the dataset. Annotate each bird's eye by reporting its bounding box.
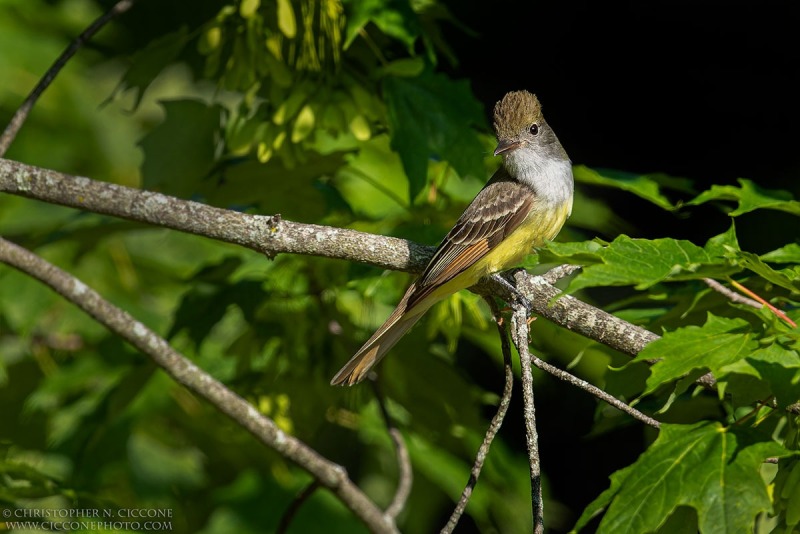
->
[529,124,539,136]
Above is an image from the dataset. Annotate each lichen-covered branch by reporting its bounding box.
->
[0,237,398,534]
[0,158,431,273]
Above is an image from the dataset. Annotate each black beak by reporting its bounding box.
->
[493,139,522,156]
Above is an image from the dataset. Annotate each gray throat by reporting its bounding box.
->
[505,149,574,210]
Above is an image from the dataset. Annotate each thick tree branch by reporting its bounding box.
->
[441,298,515,534]
[511,270,658,357]
[0,158,719,393]
[510,306,544,534]
[0,0,138,157]
[0,237,398,534]
[0,158,431,273]
[505,271,718,389]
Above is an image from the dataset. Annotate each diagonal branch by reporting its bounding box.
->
[0,0,138,157]
[441,297,515,534]
[277,480,322,534]
[0,236,398,534]
[528,354,660,428]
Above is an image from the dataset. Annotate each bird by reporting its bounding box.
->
[331,90,574,385]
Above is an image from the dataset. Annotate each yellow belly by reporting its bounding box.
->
[413,199,572,311]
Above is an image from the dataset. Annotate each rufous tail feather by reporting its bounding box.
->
[330,284,424,386]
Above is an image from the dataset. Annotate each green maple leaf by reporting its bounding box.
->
[729,250,800,293]
[343,0,421,50]
[719,344,800,409]
[551,235,738,293]
[573,166,694,210]
[761,243,800,264]
[635,314,757,393]
[572,422,788,533]
[139,99,223,196]
[383,70,486,199]
[688,178,800,216]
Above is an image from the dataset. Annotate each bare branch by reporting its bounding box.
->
[489,271,719,390]
[703,277,762,309]
[510,269,659,357]
[277,480,321,534]
[729,279,797,328]
[372,382,412,521]
[0,237,398,534]
[441,298,515,534]
[385,428,412,520]
[540,264,581,285]
[0,158,431,273]
[0,0,138,157]
[528,354,660,428]
[510,306,544,534]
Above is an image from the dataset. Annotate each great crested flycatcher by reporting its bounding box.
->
[331,90,574,386]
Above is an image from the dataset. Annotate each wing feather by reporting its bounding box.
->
[408,170,535,307]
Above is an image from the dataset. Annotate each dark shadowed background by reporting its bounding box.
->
[443,0,800,251]
[441,1,800,526]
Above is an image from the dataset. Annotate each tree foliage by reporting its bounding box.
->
[0,1,798,533]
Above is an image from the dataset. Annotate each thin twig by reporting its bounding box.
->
[540,264,581,285]
[372,382,412,520]
[0,0,138,157]
[734,397,774,426]
[276,480,322,534]
[703,277,761,309]
[510,306,544,534]
[729,279,797,328]
[384,427,412,520]
[528,354,660,428]
[0,237,398,534]
[441,298,515,534]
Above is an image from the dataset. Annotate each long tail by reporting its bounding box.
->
[330,284,425,386]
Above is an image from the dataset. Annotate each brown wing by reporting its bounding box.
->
[408,169,535,308]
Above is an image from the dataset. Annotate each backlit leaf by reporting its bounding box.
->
[276,0,296,37]
[139,99,223,196]
[343,0,420,50]
[383,70,486,198]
